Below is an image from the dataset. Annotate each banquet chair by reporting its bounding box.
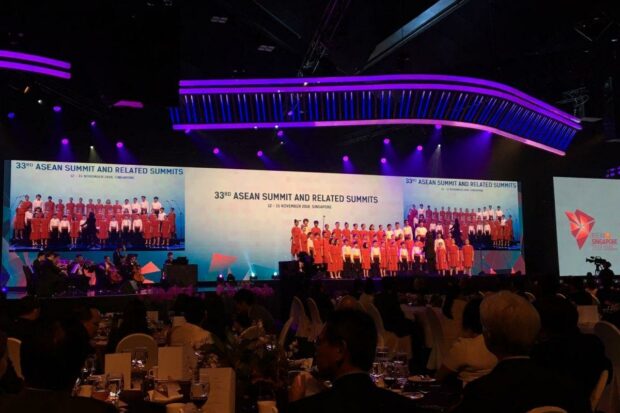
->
[306,298,323,341]
[361,301,411,358]
[594,321,620,413]
[361,301,387,348]
[577,305,600,325]
[239,325,261,341]
[524,291,536,303]
[7,337,23,378]
[526,407,567,413]
[590,369,608,411]
[425,307,448,370]
[116,333,158,370]
[278,317,295,347]
[289,296,312,339]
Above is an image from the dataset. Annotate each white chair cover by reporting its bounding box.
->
[289,296,312,338]
[362,301,412,359]
[594,321,620,413]
[590,369,608,411]
[362,302,387,348]
[278,317,295,347]
[116,333,159,369]
[577,305,600,325]
[306,298,323,341]
[526,407,567,413]
[425,307,447,370]
[239,325,261,341]
[7,337,22,379]
[524,291,536,303]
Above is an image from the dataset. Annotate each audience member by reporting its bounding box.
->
[289,310,418,413]
[202,294,229,342]
[436,297,497,385]
[0,331,23,395]
[532,296,611,400]
[0,321,115,413]
[309,282,335,323]
[170,297,213,348]
[106,300,150,352]
[440,283,467,346]
[453,291,591,413]
[233,289,275,333]
[336,295,364,311]
[6,296,41,342]
[358,279,375,309]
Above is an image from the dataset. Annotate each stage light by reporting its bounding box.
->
[37,99,43,104]
[7,112,15,119]
[90,120,96,127]
[279,141,284,145]
[90,145,94,149]
[435,124,442,130]
[416,145,423,151]
[61,138,69,145]
[23,86,30,94]
[217,273,224,281]
[274,124,279,129]
[213,147,220,154]
[253,125,258,129]
[380,157,387,164]
[437,144,441,148]
[257,150,263,157]
[303,81,308,86]
[272,272,279,279]
[0,287,6,293]
[116,141,124,148]
[276,130,284,137]
[383,138,390,144]
[184,129,191,135]
[342,155,349,162]
[53,105,62,113]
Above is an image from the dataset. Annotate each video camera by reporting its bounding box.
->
[585,256,611,267]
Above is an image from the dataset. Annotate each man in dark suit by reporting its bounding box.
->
[532,296,611,402]
[0,320,115,413]
[453,291,591,413]
[289,310,418,413]
[36,252,67,297]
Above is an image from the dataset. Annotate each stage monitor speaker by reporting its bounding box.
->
[165,264,198,287]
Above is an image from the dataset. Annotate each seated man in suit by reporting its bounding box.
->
[0,320,115,413]
[453,291,591,413]
[289,310,418,413]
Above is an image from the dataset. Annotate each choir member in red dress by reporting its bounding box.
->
[149,213,160,247]
[69,215,80,248]
[55,199,65,218]
[313,233,324,265]
[97,216,109,247]
[505,215,513,246]
[342,222,351,242]
[329,239,340,279]
[447,241,460,276]
[141,216,151,248]
[368,224,376,243]
[168,208,177,240]
[351,223,359,240]
[407,204,418,227]
[104,199,114,217]
[113,200,123,215]
[311,220,321,237]
[86,199,95,215]
[75,198,85,216]
[377,225,385,242]
[490,218,499,248]
[388,240,399,276]
[299,228,309,259]
[361,241,371,278]
[30,212,42,248]
[13,204,26,240]
[462,239,475,276]
[44,196,55,216]
[379,241,388,277]
[436,241,449,276]
[323,224,331,240]
[95,199,104,216]
[161,218,172,247]
[360,224,368,243]
[291,219,302,258]
[322,236,331,275]
[332,222,342,241]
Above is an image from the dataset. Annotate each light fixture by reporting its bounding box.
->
[380,157,387,164]
[53,105,62,113]
[61,138,69,145]
[257,150,264,157]
[342,155,349,162]
[213,147,220,154]
[116,141,124,149]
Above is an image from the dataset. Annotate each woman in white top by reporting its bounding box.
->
[436,297,497,385]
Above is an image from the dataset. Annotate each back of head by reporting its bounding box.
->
[462,297,484,334]
[17,296,40,317]
[480,291,541,358]
[184,297,205,325]
[324,310,377,371]
[121,299,147,332]
[534,296,578,337]
[21,320,87,391]
[233,288,256,306]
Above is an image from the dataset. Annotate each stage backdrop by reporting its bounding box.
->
[2,160,524,286]
[554,177,620,276]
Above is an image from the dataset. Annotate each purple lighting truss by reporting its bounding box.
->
[0,50,71,79]
[170,75,582,155]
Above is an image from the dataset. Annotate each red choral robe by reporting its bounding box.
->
[462,244,474,268]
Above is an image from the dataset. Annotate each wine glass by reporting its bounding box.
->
[190,378,210,412]
[107,374,124,405]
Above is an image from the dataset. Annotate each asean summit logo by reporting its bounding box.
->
[564,209,595,249]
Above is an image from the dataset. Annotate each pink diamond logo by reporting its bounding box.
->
[565,209,595,249]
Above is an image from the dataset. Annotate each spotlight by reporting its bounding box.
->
[213,147,220,154]
[435,124,442,130]
[383,138,390,144]
[416,145,423,151]
[90,145,94,149]
[253,125,258,129]
[257,150,263,157]
[90,120,96,127]
[342,155,349,162]
[217,273,224,281]
[303,81,308,86]
[37,99,43,105]
[380,157,387,164]
[276,130,284,137]
[184,129,191,135]
[116,141,124,149]
[274,124,279,129]
[52,105,62,113]
[250,272,257,281]
[437,144,441,148]
[61,138,69,145]
[7,112,15,119]
[280,141,284,145]
[272,272,279,279]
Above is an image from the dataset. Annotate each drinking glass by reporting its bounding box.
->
[190,378,210,412]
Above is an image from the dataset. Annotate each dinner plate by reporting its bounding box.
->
[402,391,425,400]
[408,375,436,383]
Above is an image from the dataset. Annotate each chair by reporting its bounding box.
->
[361,301,412,359]
[425,307,448,370]
[594,321,620,413]
[362,302,387,348]
[590,369,608,411]
[524,291,536,303]
[7,338,22,379]
[306,298,323,341]
[526,407,567,413]
[22,265,36,296]
[577,305,600,325]
[115,333,158,369]
[278,317,294,347]
[239,325,261,341]
[289,297,312,339]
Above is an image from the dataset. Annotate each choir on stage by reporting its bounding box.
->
[11,194,179,250]
[290,203,514,279]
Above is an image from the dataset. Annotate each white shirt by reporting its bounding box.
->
[132,202,141,212]
[49,218,60,229]
[415,226,428,238]
[170,323,214,350]
[434,239,445,250]
[482,210,489,219]
[436,223,444,230]
[151,201,162,211]
[24,210,33,223]
[476,222,483,231]
[109,220,119,230]
[484,223,491,232]
[60,219,70,229]
[351,247,361,258]
[80,218,86,226]
[417,207,425,216]
[386,230,394,239]
[394,228,404,239]
[132,219,143,230]
[413,244,423,256]
[122,204,131,213]
[429,222,436,231]
[33,199,43,209]
[307,238,314,251]
[442,334,498,385]
[399,248,409,258]
[342,245,352,258]
[371,247,381,257]
[158,212,166,221]
[403,225,413,237]
[476,211,482,219]
[122,218,131,228]
[496,209,503,219]
[140,200,149,211]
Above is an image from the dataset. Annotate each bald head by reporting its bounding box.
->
[480,291,541,358]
